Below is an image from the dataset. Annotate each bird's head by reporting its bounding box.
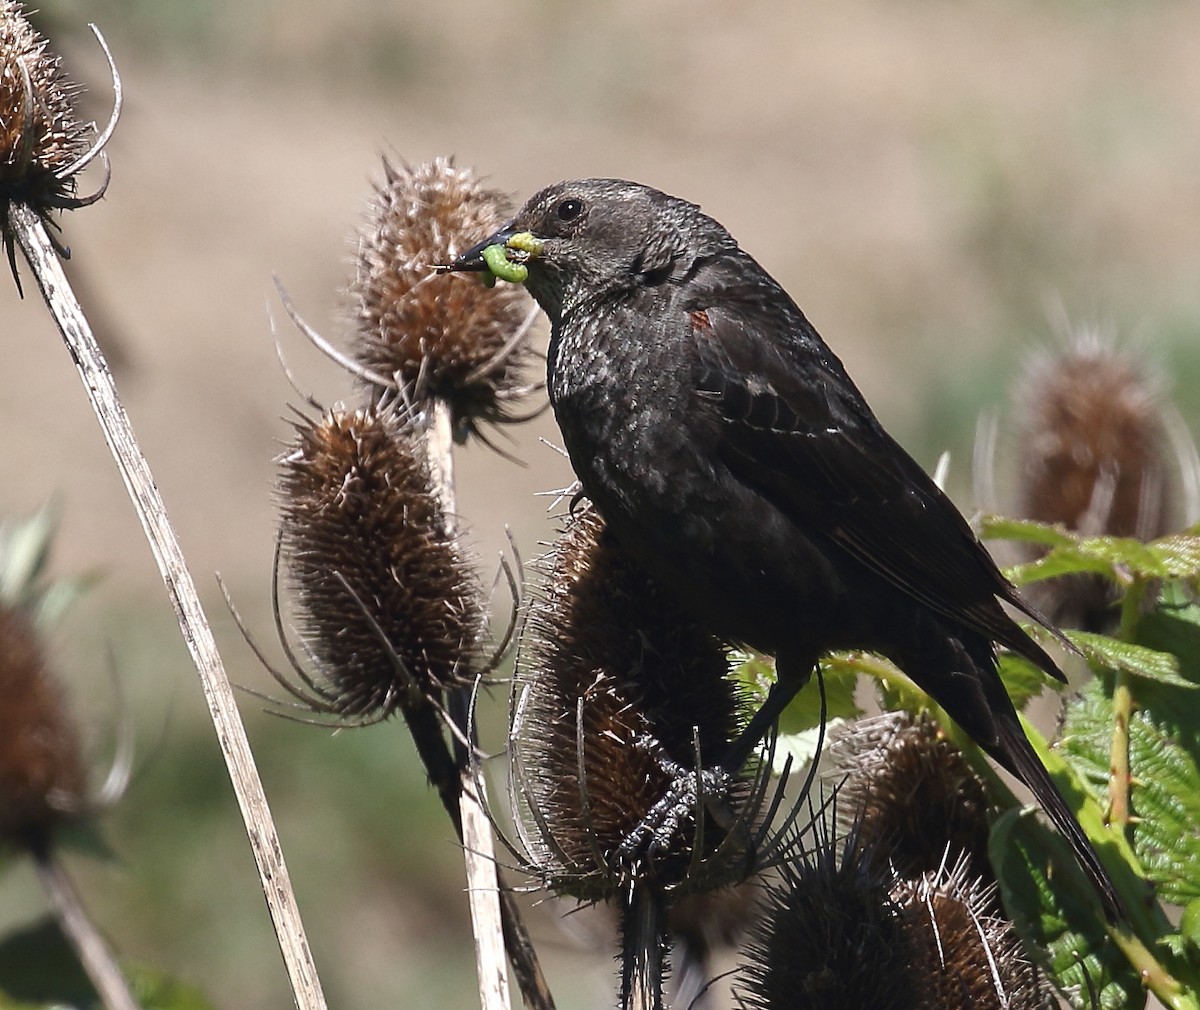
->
[442,178,736,322]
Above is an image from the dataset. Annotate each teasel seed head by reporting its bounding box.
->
[0,601,86,853]
[892,858,1044,1010]
[831,712,993,887]
[1011,326,1195,628]
[0,2,89,212]
[276,403,484,721]
[351,156,536,440]
[512,504,750,902]
[735,821,919,1010]
[1017,328,1174,540]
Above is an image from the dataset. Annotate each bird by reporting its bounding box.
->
[444,177,1123,918]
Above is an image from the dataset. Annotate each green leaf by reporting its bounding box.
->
[1061,679,1200,907]
[997,649,1058,710]
[732,651,863,735]
[0,918,216,1010]
[979,514,1078,549]
[991,809,1144,1009]
[1065,630,1192,689]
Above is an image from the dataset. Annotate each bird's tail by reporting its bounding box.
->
[991,713,1125,921]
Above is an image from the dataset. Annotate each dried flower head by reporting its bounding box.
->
[0,602,86,851]
[1012,327,1190,628]
[892,860,1044,1010]
[512,505,749,901]
[736,822,919,1010]
[0,2,89,211]
[275,404,484,721]
[832,712,993,886]
[351,156,536,440]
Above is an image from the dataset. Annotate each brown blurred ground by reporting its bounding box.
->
[2,1,1198,1007]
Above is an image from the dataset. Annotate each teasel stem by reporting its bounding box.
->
[1107,577,1146,839]
[620,884,668,1010]
[32,845,141,1010]
[8,205,327,1009]
[424,398,554,1010]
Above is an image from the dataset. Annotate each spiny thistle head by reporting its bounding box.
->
[512,505,748,901]
[0,602,86,851]
[736,823,919,1010]
[1016,328,1173,541]
[276,404,484,720]
[0,3,88,211]
[832,712,993,886]
[351,156,535,439]
[1013,327,1185,628]
[892,860,1043,1010]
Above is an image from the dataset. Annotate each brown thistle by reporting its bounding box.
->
[1013,328,1186,629]
[274,403,485,722]
[512,504,751,902]
[735,821,920,1010]
[893,860,1044,1010]
[0,602,86,853]
[0,2,115,280]
[350,155,537,440]
[832,712,993,887]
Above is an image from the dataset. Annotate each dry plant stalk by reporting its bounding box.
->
[2,9,327,1008]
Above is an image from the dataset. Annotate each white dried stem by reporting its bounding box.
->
[8,201,327,1010]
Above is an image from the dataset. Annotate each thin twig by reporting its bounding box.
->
[33,849,143,1010]
[8,201,327,1010]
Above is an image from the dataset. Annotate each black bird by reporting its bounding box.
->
[447,178,1122,917]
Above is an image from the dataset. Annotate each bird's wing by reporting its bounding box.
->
[683,263,1062,677]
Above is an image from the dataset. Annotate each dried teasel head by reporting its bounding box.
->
[273,404,485,722]
[0,4,87,206]
[511,504,754,902]
[1017,328,1176,540]
[1006,326,1197,628]
[351,156,537,441]
[0,4,117,277]
[831,712,993,887]
[735,819,920,1010]
[892,858,1044,1010]
[0,601,86,853]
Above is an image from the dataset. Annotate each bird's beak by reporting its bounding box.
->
[439,228,544,285]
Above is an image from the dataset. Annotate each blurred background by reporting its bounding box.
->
[2,1,1200,1006]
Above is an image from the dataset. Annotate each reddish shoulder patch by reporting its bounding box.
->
[690,309,713,335]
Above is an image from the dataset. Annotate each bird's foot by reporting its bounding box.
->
[614,759,736,867]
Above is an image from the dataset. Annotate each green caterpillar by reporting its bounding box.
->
[481,243,529,286]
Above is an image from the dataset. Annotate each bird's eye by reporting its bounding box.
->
[557,198,584,222]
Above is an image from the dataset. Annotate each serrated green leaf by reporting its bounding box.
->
[998,650,1058,709]
[1007,547,1121,587]
[1061,679,1200,907]
[732,651,862,735]
[1065,630,1191,688]
[1146,535,1200,579]
[979,514,1078,548]
[991,809,1144,1009]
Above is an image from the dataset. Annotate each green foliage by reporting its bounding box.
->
[0,919,215,1010]
[763,517,1200,1007]
[992,810,1143,1010]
